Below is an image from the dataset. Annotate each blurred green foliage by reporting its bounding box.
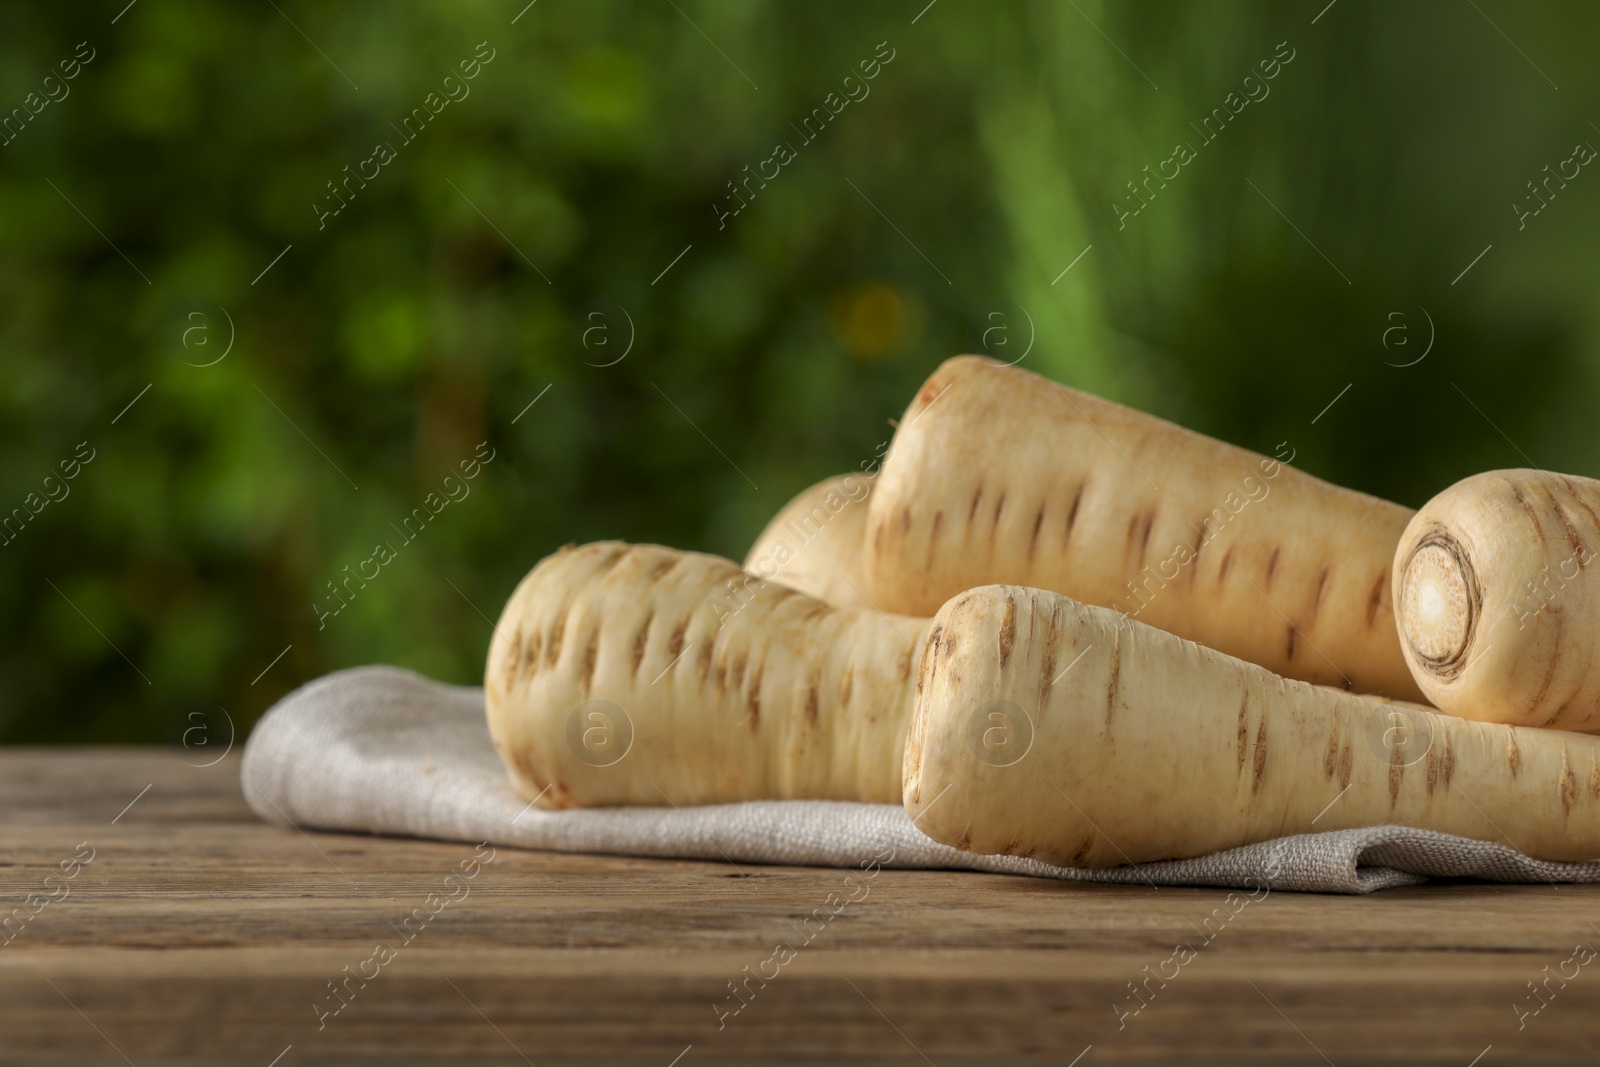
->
[2,1,1599,742]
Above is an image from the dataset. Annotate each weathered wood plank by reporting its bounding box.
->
[0,749,1597,1063]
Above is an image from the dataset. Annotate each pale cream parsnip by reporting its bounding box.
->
[905,584,1600,866]
[1394,469,1600,730]
[866,356,1423,701]
[486,541,928,808]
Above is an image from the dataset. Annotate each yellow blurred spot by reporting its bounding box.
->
[830,282,917,361]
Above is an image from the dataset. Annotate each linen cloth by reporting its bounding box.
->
[240,666,1600,894]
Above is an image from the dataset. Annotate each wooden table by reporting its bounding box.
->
[2,749,1599,1064]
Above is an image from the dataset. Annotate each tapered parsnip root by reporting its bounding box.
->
[904,584,1600,866]
[743,473,874,609]
[867,356,1423,701]
[486,541,929,808]
[1395,469,1600,730]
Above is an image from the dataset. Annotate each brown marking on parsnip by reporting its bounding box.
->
[730,651,748,692]
[968,485,984,527]
[897,641,916,682]
[1550,492,1587,566]
[928,510,945,570]
[1562,476,1600,534]
[1105,630,1122,727]
[1064,481,1085,548]
[668,617,688,664]
[899,504,912,535]
[1441,738,1454,790]
[631,611,652,677]
[1507,728,1522,777]
[1426,745,1439,796]
[591,541,633,574]
[1037,604,1061,713]
[747,660,764,728]
[998,838,1023,856]
[1311,566,1331,616]
[1028,505,1045,562]
[1265,547,1280,589]
[1528,616,1564,715]
[547,610,568,669]
[1511,485,1547,548]
[802,602,830,623]
[1338,741,1354,789]
[1238,697,1251,772]
[641,554,678,583]
[806,667,821,725]
[712,648,729,694]
[579,628,600,693]
[998,595,1018,670]
[955,830,972,850]
[1323,725,1338,779]
[1590,763,1600,798]
[1219,546,1235,585]
[1365,573,1386,629]
[1389,743,1405,804]
[872,522,884,556]
[839,665,855,706]
[1134,510,1156,569]
[520,631,542,677]
[696,640,713,683]
[1561,748,1577,813]
[1251,718,1268,793]
[992,491,1007,531]
[1285,625,1298,662]
[1069,835,1095,864]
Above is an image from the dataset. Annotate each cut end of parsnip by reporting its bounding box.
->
[1399,538,1474,673]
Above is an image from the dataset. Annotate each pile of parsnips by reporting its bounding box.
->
[486,356,1600,866]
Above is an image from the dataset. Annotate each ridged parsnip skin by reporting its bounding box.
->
[905,585,1600,866]
[486,541,929,808]
[743,473,874,610]
[867,356,1423,701]
[1395,470,1600,730]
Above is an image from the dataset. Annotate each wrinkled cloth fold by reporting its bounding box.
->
[240,666,1600,894]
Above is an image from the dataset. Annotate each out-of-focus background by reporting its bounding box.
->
[2,0,1596,742]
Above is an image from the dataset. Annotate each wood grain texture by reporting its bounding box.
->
[3,749,1600,1064]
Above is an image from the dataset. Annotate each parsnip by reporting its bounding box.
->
[1395,469,1600,730]
[486,541,928,808]
[867,356,1423,701]
[905,584,1600,866]
[743,473,873,610]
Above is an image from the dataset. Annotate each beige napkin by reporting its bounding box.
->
[240,666,1600,894]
